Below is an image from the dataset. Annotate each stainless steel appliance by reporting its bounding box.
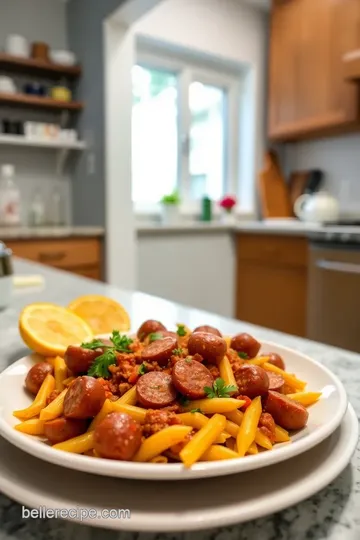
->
[308,230,360,352]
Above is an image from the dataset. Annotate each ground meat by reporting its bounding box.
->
[207,364,220,379]
[118,382,132,396]
[143,409,182,437]
[226,348,245,374]
[97,378,113,400]
[115,354,136,376]
[129,339,142,353]
[259,412,276,443]
[46,390,60,405]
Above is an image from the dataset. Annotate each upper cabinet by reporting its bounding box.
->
[268,0,360,141]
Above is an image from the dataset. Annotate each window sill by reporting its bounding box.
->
[136,214,256,234]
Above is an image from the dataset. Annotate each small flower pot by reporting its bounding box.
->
[161,204,180,226]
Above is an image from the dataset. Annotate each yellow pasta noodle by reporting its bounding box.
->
[53,431,95,453]
[54,356,68,392]
[62,376,75,387]
[182,397,244,414]
[236,396,262,457]
[117,385,137,405]
[263,363,306,391]
[286,392,321,407]
[134,425,192,463]
[177,412,229,444]
[246,442,258,455]
[225,409,244,426]
[39,388,67,421]
[274,425,290,443]
[15,418,44,435]
[247,356,270,366]
[14,374,55,420]
[88,399,113,431]
[199,445,239,461]
[225,412,272,450]
[149,456,168,464]
[255,430,272,450]
[179,413,226,468]
[219,355,238,392]
[112,403,147,424]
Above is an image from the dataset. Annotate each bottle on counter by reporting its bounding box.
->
[29,189,46,227]
[0,164,21,226]
[201,196,212,222]
[49,185,64,226]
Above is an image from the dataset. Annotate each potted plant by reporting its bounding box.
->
[160,191,180,225]
[219,194,237,224]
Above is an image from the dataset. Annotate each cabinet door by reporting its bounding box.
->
[269,0,360,141]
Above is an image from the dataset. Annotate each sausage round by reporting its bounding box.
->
[136,371,177,408]
[144,330,178,345]
[234,364,269,398]
[137,320,166,341]
[187,332,227,364]
[265,390,309,430]
[230,333,261,359]
[267,372,285,393]
[63,376,106,419]
[172,358,213,399]
[266,352,286,370]
[25,362,54,395]
[44,417,87,444]
[65,345,103,375]
[94,412,142,460]
[193,325,222,337]
[141,336,177,366]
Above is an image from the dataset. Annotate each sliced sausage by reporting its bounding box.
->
[172,358,213,399]
[230,333,261,359]
[266,352,286,370]
[63,376,106,419]
[137,320,166,341]
[234,364,269,398]
[141,336,177,366]
[265,391,309,431]
[136,371,177,408]
[144,330,178,345]
[44,417,87,444]
[267,372,285,393]
[25,362,54,395]
[193,325,222,337]
[94,412,142,460]
[188,332,226,364]
[65,345,103,375]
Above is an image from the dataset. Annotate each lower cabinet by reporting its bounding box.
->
[236,234,308,337]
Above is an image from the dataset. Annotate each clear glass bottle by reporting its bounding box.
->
[50,185,63,226]
[0,164,21,226]
[29,189,45,227]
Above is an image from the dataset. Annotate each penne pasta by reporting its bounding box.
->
[246,356,270,366]
[255,430,273,450]
[223,336,231,349]
[263,363,306,391]
[179,414,227,468]
[274,425,290,443]
[219,356,238,392]
[134,425,192,463]
[88,399,113,431]
[14,374,55,420]
[112,403,147,424]
[236,396,262,457]
[246,442,258,455]
[117,385,137,405]
[286,392,322,407]
[182,398,245,414]
[15,418,44,435]
[62,376,75,387]
[45,357,57,368]
[53,431,95,453]
[224,419,239,438]
[39,388,67,422]
[177,412,229,444]
[149,456,168,464]
[54,356,68,392]
[225,409,244,426]
[199,445,239,461]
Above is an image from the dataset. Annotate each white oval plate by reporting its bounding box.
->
[0,405,356,531]
[0,340,348,480]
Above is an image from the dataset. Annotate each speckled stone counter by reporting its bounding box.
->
[0,226,105,240]
[0,259,359,540]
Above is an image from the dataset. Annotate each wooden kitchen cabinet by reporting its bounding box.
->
[236,234,308,337]
[7,237,103,281]
[268,0,360,141]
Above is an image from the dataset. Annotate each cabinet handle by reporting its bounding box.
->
[38,251,66,263]
[316,259,360,275]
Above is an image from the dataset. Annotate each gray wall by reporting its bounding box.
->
[66,0,125,227]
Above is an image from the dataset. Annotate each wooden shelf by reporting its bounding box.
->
[0,93,83,111]
[0,134,86,150]
[343,56,360,82]
[0,53,81,78]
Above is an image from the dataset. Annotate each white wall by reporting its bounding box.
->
[138,231,236,317]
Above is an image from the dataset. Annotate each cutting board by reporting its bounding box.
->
[258,150,292,218]
[288,171,310,210]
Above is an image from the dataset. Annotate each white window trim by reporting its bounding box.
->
[133,47,243,216]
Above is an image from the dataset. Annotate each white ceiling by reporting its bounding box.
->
[241,0,270,10]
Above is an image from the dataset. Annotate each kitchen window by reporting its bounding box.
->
[132,50,240,213]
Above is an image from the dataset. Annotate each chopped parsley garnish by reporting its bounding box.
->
[238,351,249,359]
[149,332,163,343]
[204,378,238,399]
[87,330,133,378]
[172,348,183,356]
[185,357,192,364]
[190,408,202,414]
[176,324,186,337]
[138,363,147,376]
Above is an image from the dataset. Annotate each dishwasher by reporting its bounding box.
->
[308,237,360,352]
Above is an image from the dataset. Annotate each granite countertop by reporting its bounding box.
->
[0,226,105,240]
[0,259,359,539]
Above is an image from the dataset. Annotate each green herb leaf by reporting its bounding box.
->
[177,324,186,337]
[190,408,202,414]
[88,350,117,378]
[138,363,147,376]
[185,357,192,364]
[238,351,249,359]
[81,339,107,350]
[149,332,163,343]
[172,348,183,356]
[204,378,238,399]
[110,330,133,353]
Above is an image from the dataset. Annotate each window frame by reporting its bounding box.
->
[133,49,241,216]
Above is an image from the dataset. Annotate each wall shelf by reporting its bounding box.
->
[0,53,81,78]
[0,134,86,150]
[0,93,83,111]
